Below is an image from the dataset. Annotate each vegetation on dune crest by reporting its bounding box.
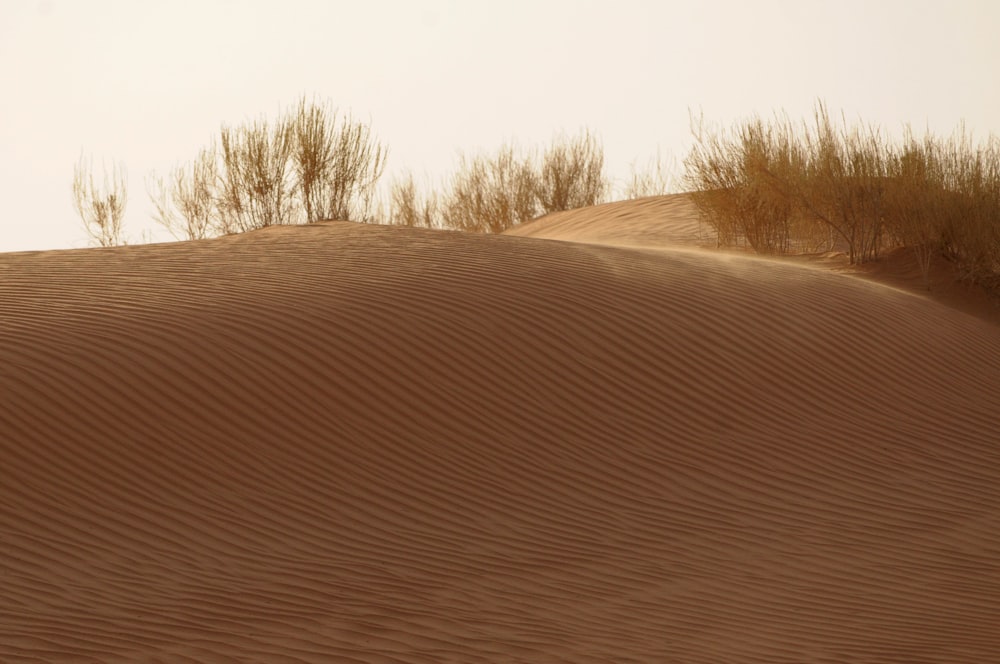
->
[536,129,608,214]
[73,95,999,293]
[685,102,1000,289]
[291,97,387,224]
[147,145,218,242]
[217,115,298,232]
[624,149,676,200]
[440,143,539,233]
[397,130,611,233]
[388,172,440,229]
[143,95,387,241]
[72,154,127,248]
[75,99,615,242]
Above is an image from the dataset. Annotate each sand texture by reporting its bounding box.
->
[3,206,1000,661]
[506,193,707,248]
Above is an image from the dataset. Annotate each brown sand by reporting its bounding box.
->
[506,192,707,248]
[2,212,1000,662]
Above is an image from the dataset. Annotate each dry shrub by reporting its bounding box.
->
[794,103,892,264]
[217,116,297,232]
[536,129,608,213]
[72,154,127,247]
[389,172,440,228]
[147,145,218,241]
[685,103,1000,286]
[881,125,1000,288]
[291,96,387,222]
[624,149,675,199]
[883,130,946,286]
[935,128,1000,286]
[684,115,740,247]
[438,129,607,233]
[441,143,538,233]
[685,113,799,254]
[146,96,388,238]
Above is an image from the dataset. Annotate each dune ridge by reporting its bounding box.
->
[506,192,707,248]
[2,219,1000,662]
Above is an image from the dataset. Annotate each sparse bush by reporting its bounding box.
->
[147,145,219,241]
[624,149,675,199]
[290,96,387,223]
[536,129,608,213]
[217,116,297,232]
[883,130,946,286]
[441,143,538,233]
[685,113,799,254]
[685,103,1000,287]
[145,96,388,238]
[389,172,440,228]
[884,126,1000,289]
[437,130,608,233]
[72,154,127,247]
[935,128,1000,286]
[792,103,892,264]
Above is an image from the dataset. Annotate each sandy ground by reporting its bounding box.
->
[2,198,1000,662]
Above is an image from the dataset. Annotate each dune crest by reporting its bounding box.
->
[2,221,1000,661]
[507,192,707,248]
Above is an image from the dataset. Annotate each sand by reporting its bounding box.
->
[2,200,1000,662]
[506,192,707,248]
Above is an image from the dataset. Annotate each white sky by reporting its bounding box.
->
[1,0,997,252]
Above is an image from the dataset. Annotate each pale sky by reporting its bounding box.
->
[1,0,997,252]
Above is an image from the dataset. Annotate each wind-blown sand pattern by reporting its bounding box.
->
[506,192,707,248]
[3,208,1000,661]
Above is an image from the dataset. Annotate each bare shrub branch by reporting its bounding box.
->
[72,154,127,247]
[147,145,219,241]
[795,102,892,264]
[389,171,440,228]
[684,112,800,254]
[536,129,608,213]
[441,143,538,233]
[217,116,296,232]
[624,149,676,199]
[686,103,904,263]
[290,97,388,223]
[883,129,946,287]
[935,126,1000,286]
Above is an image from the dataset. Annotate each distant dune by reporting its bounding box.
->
[2,204,1000,661]
[507,192,706,248]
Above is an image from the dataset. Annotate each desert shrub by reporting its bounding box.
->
[882,130,947,286]
[389,172,440,228]
[72,154,127,247]
[145,96,388,238]
[290,96,387,223]
[624,149,675,199]
[935,128,1000,286]
[685,104,921,263]
[684,115,741,247]
[147,145,219,241]
[217,116,297,232]
[792,103,893,264]
[685,114,799,254]
[880,125,1000,288]
[536,129,608,213]
[685,103,1000,284]
[437,129,607,233]
[441,143,538,233]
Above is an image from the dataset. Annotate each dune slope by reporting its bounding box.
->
[506,193,706,248]
[2,222,1000,662]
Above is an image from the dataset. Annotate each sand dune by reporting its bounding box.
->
[506,192,707,248]
[3,216,1000,662]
